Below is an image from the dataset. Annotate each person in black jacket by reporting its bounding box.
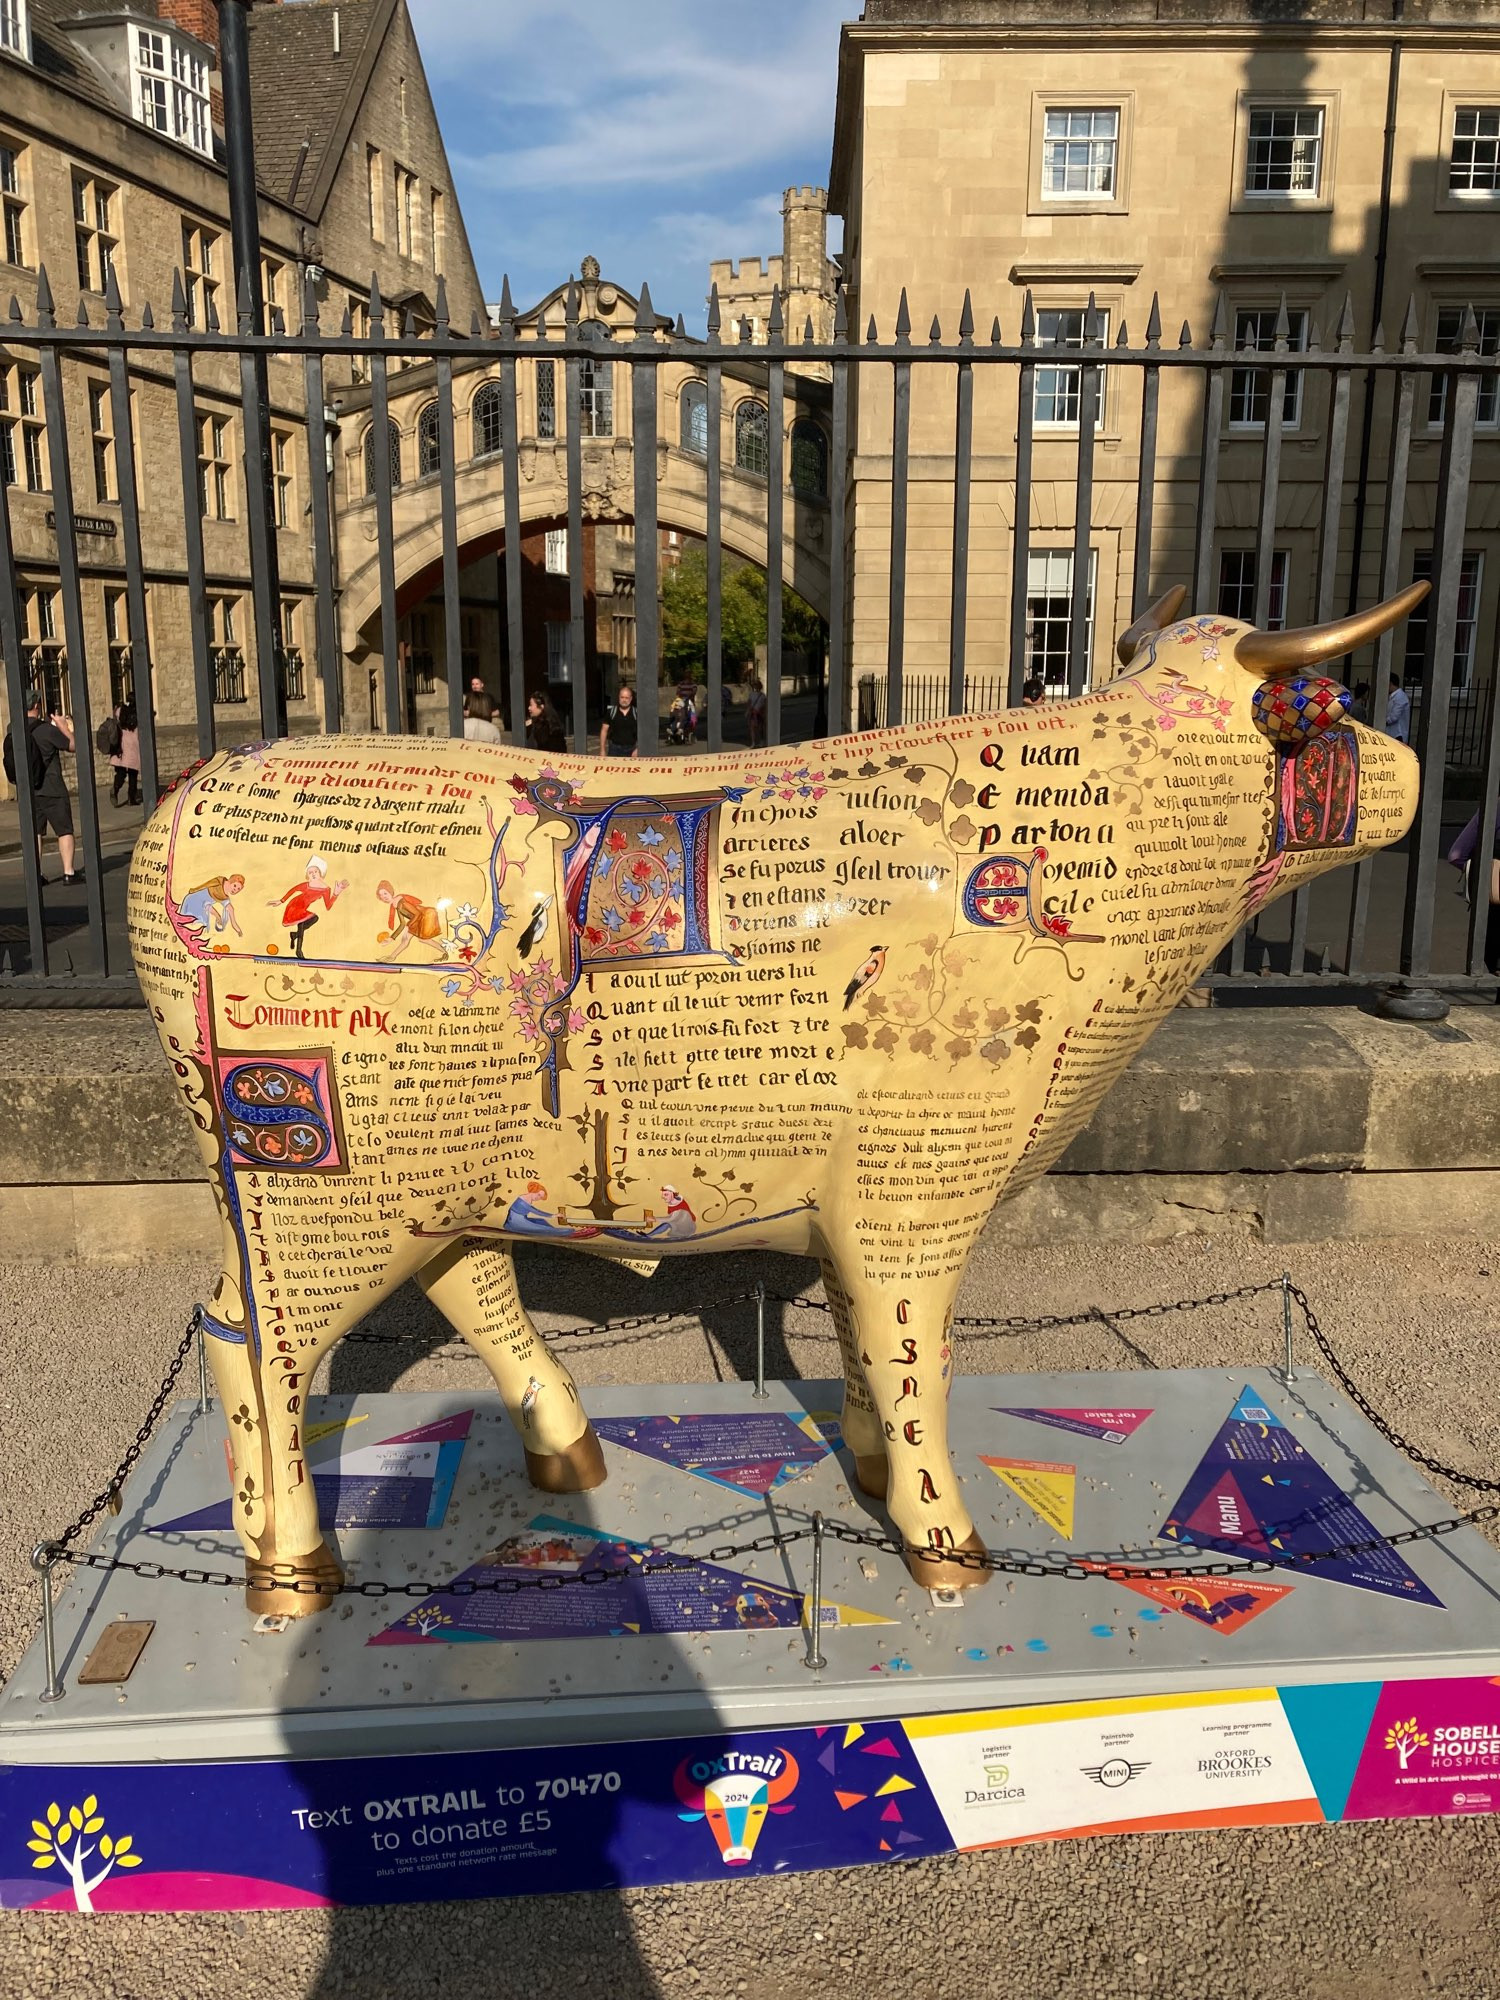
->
[599,684,639,759]
[526,692,567,754]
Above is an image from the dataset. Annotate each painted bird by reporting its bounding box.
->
[843,945,887,1011]
[517,893,553,959]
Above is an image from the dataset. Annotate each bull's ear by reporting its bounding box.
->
[1236,579,1430,675]
[1116,585,1188,666]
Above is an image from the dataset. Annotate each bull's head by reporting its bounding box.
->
[1117,579,1430,753]
[673,1749,800,1867]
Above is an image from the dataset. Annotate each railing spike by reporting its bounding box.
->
[1335,291,1356,351]
[1460,300,1481,353]
[1209,290,1228,348]
[1179,319,1193,348]
[402,306,417,339]
[1306,316,1324,355]
[990,314,1002,345]
[34,263,54,325]
[368,271,384,326]
[866,313,878,344]
[471,309,484,339]
[564,275,579,328]
[1019,289,1035,343]
[803,314,815,345]
[103,262,123,324]
[236,263,254,326]
[1400,293,1420,352]
[958,287,974,342]
[1115,319,1129,348]
[140,300,155,331]
[6,295,21,323]
[272,303,287,336]
[497,273,516,337]
[433,272,449,334]
[1274,292,1291,347]
[707,279,722,339]
[303,265,322,334]
[894,286,911,342]
[171,267,188,327]
[635,278,656,333]
[1371,317,1386,355]
[1145,292,1162,348]
[929,312,942,344]
[767,283,784,340]
[75,297,90,328]
[832,286,847,339]
[676,312,688,339]
[205,290,221,334]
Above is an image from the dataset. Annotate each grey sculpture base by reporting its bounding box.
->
[4,1370,1499,1768]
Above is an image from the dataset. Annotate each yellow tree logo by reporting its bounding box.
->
[26,1798,142,1910]
[404,1608,453,1638]
[1384,1718,1430,1772]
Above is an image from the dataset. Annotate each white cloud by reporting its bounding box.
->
[411,0,849,189]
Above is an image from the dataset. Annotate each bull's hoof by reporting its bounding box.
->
[851,1452,889,1500]
[246,1540,344,1619]
[525,1422,608,1494]
[901,1529,991,1592]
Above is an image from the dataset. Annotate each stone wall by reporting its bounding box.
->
[4,1007,1496,1259]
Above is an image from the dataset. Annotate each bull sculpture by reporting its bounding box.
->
[130,583,1425,1615]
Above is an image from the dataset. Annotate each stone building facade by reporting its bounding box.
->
[1,0,485,785]
[830,0,1500,716]
[707,185,842,356]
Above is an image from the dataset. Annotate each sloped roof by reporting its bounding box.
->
[247,0,391,213]
[22,0,142,118]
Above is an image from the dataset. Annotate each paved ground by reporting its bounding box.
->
[3,1233,1500,2000]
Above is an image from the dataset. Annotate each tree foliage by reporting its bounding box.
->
[660,545,822,676]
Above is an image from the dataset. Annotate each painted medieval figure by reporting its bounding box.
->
[130,584,1425,1617]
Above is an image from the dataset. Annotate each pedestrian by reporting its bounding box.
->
[4,690,81,885]
[1385,670,1412,744]
[600,684,639,759]
[463,690,503,744]
[1348,680,1372,726]
[268,857,347,960]
[526,692,566,754]
[1449,802,1500,975]
[1022,676,1046,708]
[109,701,141,807]
[745,673,767,748]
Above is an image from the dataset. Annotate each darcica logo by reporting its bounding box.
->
[26,1797,143,1910]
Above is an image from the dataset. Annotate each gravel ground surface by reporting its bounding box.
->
[3,1232,1500,2000]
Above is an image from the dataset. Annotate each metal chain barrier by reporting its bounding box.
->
[22,1275,1500,1695]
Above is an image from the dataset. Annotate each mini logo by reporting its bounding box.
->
[1083,1758,1150,1790]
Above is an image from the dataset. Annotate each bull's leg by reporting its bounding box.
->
[416,1240,606,1493]
[821,1258,988,1591]
[202,1259,344,1619]
[818,1256,889,1500]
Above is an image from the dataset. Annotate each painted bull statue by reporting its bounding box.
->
[129,581,1425,1614]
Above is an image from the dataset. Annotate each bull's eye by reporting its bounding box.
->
[1251,675,1353,752]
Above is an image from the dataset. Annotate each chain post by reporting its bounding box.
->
[1281,1272,1296,1383]
[804,1511,828,1670]
[754,1282,769,1400]
[195,1306,211,1414]
[31,1543,65,1703]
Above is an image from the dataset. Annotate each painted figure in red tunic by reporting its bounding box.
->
[269,857,348,960]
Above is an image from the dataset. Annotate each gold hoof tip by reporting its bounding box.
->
[901,1530,992,1592]
[245,1553,344,1620]
[525,1423,608,1494]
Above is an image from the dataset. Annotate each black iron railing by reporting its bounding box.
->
[2,274,1499,1003]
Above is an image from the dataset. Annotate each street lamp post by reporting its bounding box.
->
[215,0,286,743]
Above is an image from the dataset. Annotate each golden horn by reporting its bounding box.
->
[1116,584,1188,666]
[1236,580,1431,675]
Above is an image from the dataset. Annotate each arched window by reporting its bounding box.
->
[680,380,707,456]
[790,419,827,499]
[472,380,504,459]
[734,400,769,477]
[364,417,401,495]
[417,402,441,477]
[579,321,612,437]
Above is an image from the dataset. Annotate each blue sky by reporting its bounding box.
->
[408,0,851,327]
